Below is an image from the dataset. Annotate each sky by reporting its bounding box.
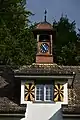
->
[27,0,80,31]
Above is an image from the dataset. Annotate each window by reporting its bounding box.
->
[36,85,44,101]
[45,85,53,101]
[35,84,53,101]
[39,34,50,42]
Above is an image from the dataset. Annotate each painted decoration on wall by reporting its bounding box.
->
[24,82,35,101]
[54,84,64,102]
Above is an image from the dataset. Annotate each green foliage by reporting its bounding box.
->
[53,15,80,65]
[0,0,36,67]
[0,2,80,67]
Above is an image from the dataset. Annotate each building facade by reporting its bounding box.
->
[0,19,80,120]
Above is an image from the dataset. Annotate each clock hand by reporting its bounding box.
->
[43,44,47,51]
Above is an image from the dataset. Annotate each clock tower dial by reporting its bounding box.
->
[40,43,49,53]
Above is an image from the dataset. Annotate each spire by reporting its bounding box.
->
[44,10,47,22]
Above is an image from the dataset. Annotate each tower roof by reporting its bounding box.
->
[35,21,53,30]
[33,10,54,31]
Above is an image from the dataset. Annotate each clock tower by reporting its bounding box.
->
[33,10,55,63]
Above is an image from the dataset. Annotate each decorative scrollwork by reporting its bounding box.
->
[54,84,64,102]
[25,82,35,101]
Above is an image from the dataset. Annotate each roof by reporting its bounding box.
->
[14,63,75,75]
[62,66,80,117]
[0,65,80,117]
[0,65,26,117]
[0,97,26,114]
[35,21,53,30]
[62,105,80,114]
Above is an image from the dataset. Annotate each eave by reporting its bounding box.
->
[14,72,75,88]
[63,114,80,118]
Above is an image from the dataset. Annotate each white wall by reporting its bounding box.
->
[21,81,68,120]
[26,102,63,120]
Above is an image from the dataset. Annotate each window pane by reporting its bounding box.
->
[36,85,44,101]
[45,85,53,101]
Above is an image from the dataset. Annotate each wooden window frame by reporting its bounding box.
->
[35,84,53,102]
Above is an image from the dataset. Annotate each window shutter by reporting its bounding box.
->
[24,82,35,101]
[54,84,64,102]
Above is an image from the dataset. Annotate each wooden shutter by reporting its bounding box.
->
[54,84,64,102]
[24,82,35,101]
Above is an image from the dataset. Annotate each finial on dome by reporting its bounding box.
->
[44,10,47,22]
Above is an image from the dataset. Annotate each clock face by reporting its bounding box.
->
[40,43,49,53]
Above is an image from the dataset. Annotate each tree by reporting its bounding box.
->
[0,0,36,67]
[53,15,79,65]
[76,29,80,64]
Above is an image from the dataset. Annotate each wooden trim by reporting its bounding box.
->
[15,75,74,79]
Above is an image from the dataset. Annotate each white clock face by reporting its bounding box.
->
[40,43,49,53]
